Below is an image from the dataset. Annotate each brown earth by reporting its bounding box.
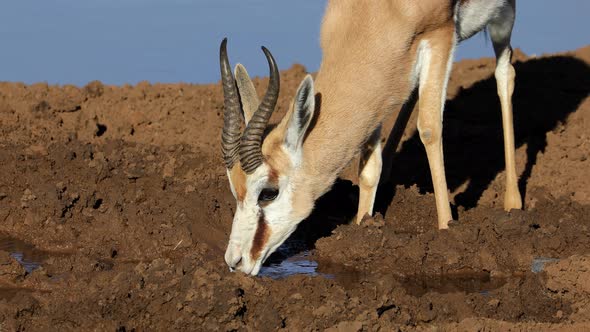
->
[0,45,589,331]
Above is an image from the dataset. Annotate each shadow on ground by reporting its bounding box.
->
[379,54,590,213]
[268,54,590,264]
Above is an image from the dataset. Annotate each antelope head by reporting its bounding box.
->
[219,39,316,275]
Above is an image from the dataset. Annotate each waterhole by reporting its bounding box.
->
[259,251,332,279]
[0,287,50,301]
[259,249,560,297]
[261,251,510,296]
[0,235,47,273]
[531,257,559,273]
[399,272,508,297]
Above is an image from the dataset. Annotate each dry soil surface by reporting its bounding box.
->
[0,46,589,331]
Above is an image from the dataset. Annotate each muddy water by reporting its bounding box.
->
[532,257,560,273]
[262,243,561,298]
[262,249,513,297]
[259,251,331,279]
[0,235,47,273]
[399,273,508,297]
[1,230,538,295]
[0,287,50,301]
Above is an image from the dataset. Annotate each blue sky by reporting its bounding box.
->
[0,1,588,85]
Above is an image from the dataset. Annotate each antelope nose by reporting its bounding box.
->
[229,256,242,271]
[225,247,243,272]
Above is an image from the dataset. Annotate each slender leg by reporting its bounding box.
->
[489,1,522,211]
[356,126,382,224]
[416,27,455,229]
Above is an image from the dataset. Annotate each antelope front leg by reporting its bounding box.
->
[356,126,382,224]
[416,28,455,229]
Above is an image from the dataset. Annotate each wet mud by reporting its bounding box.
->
[0,46,589,330]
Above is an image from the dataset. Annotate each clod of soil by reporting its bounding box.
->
[0,46,589,330]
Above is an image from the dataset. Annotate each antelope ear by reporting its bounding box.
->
[284,75,315,153]
[234,63,260,125]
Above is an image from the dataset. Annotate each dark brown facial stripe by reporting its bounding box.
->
[250,210,270,261]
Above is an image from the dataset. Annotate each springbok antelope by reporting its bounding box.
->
[220,0,522,275]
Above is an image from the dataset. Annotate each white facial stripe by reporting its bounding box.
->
[236,164,273,209]
[263,172,292,224]
[225,165,269,270]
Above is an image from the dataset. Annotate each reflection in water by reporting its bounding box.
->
[0,235,47,273]
[261,249,511,297]
[259,251,333,279]
[531,257,559,273]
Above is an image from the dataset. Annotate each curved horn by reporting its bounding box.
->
[219,38,243,169]
[239,46,280,174]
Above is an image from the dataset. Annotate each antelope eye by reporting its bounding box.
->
[258,188,279,202]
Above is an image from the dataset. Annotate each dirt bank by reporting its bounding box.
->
[0,46,589,330]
